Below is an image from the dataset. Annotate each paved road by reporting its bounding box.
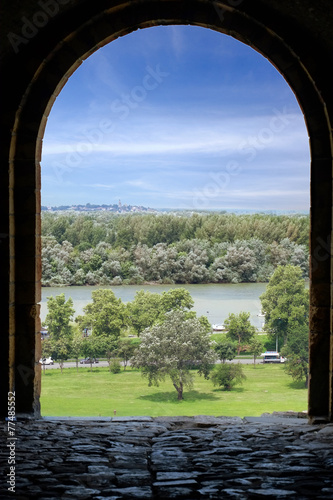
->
[40,358,262,369]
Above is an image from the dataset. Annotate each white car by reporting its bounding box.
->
[39,357,54,365]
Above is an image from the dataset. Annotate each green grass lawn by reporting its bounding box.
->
[40,364,307,418]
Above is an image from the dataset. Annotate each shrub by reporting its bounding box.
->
[110,358,122,374]
[211,363,246,391]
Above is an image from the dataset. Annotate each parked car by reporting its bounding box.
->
[80,357,99,364]
[39,357,54,365]
[262,351,286,363]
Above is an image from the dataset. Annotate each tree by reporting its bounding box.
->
[117,339,136,370]
[81,336,103,372]
[211,363,247,390]
[248,337,264,367]
[99,336,119,372]
[126,290,162,336]
[45,294,75,340]
[78,289,125,340]
[132,311,217,400]
[214,339,237,363]
[260,265,309,348]
[126,288,194,336]
[160,288,194,313]
[70,330,84,372]
[281,324,309,387]
[225,312,256,355]
[50,337,72,374]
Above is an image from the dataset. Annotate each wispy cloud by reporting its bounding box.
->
[41,26,310,210]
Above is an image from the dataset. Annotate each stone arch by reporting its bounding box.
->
[1,0,332,421]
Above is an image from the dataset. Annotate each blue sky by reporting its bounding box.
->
[41,25,310,211]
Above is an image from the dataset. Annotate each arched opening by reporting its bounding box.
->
[3,0,332,421]
[39,24,310,416]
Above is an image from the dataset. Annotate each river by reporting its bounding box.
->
[41,283,268,330]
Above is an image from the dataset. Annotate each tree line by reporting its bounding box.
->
[41,211,309,286]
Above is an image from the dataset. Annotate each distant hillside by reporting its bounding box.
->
[41,202,157,214]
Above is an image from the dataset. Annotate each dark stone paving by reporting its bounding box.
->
[1,414,333,499]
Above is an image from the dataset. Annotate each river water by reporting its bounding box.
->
[41,283,268,330]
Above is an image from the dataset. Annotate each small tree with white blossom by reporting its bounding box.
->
[132,311,217,400]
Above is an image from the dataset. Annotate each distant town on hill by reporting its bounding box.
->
[41,201,157,213]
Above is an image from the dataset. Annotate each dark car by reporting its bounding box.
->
[80,357,99,364]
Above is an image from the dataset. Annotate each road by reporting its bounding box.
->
[40,358,261,369]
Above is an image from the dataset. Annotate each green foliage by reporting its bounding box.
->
[126,288,194,336]
[81,336,104,371]
[260,265,309,346]
[132,311,217,400]
[281,324,309,387]
[45,294,75,340]
[109,358,122,374]
[78,289,125,339]
[248,336,264,367]
[49,337,72,373]
[70,330,84,371]
[126,290,163,335]
[214,339,237,363]
[117,339,136,370]
[211,363,247,390]
[225,312,257,354]
[160,288,194,312]
[41,212,309,286]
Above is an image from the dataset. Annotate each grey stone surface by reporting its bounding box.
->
[1,415,333,498]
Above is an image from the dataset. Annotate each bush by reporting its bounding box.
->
[211,363,246,390]
[109,358,122,374]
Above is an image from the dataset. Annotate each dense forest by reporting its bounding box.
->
[41,211,309,287]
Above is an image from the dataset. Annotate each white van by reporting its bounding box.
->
[262,351,286,363]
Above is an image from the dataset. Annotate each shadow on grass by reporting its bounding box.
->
[287,380,308,390]
[139,390,220,403]
[212,386,245,393]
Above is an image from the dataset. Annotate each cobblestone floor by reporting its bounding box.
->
[1,414,333,499]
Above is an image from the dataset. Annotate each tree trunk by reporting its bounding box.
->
[173,381,183,400]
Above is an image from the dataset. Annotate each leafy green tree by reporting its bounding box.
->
[99,336,119,372]
[281,324,309,387]
[225,312,256,355]
[45,294,75,340]
[211,363,247,390]
[132,311,217,400]
[50,337,72,374]
[260,265,309,348]
[81,336,103,371]
[126,288,194,336]
[160,288,194,313]
[248,336,264,367]
[214,339,237,363]
[117,339,136,370]
[70,330,84,372]
[126,290,162,336]
[78,289,125,339]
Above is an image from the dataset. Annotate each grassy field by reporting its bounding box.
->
[40,364,307,418]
